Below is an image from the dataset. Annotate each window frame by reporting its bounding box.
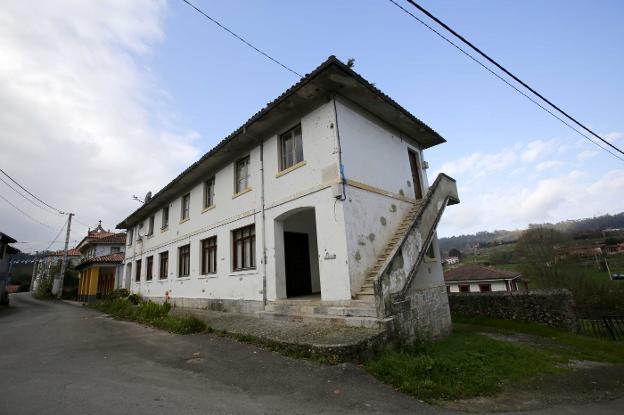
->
[479,284,492,292]
[279,124,304,171]
[458,284,470,293]
[234,155,250,194]
[111,246,120,254]
[232,224,256,271]
[127,229,133,246]
[159,251,169,280]
[135,259,142,282]
[161,206,169,229]
[200,236,217,275]
[181,193,191,221]
[147,215,155,236]
[146,256,153,281]
[178,244,190,277]
[203,177,215,209]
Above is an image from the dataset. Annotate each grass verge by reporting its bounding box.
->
[91,297,205,335]
[365,317,624,403]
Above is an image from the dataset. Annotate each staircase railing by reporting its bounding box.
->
[373,173,459,317]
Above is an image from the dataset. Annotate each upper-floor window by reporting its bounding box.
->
[135,259,142,282]
[159,251,169,279]
[235,156,250,194]
[280,124,303,171]
[111,246,120,254]
[146,256,153,281]
[147,215,155,236]
[181,193,190,221]
[232,224,255,271]
[162,206,169,229]
[201,236,217,274]
[178,244,190,277]
[203,177,215,209]
[128,229,133,246]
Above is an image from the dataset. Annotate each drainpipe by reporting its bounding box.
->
[246,126,268,306]
[331,96,347,200]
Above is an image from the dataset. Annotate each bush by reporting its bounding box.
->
[33,277,56,300]
[127,293,141,305]
[105,288,130,300]
[90,298,204,334]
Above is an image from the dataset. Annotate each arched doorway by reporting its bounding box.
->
[274,207,320,298]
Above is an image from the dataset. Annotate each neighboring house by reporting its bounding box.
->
[74,222,126,302]
[116,56,459,341]
[1,231,19,305]
[604,243,624,255]
[444,256,460,265]
[30,248,81,292]
[444,264,526,293]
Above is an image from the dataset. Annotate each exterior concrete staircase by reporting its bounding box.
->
[354,201,423,301]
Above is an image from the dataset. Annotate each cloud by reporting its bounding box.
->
[605,132,623,143]
[439,169,624,237]
[535,160,563,172]
[577,150,599,161]
[0,1,200,251]
[435,147,517,178]
[521,139,553,162]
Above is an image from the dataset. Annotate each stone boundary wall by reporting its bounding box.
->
[448,289,578,331]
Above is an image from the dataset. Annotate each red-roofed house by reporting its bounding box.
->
[444,264,527,293]
[74,222,126,302]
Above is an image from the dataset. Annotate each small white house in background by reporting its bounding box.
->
[117,56,459,340]
[444,256,459,265]
[444,264,526,293]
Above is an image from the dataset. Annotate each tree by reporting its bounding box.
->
[448,248,462,260]
[514,226,568,285]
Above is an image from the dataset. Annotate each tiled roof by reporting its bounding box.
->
[49,248,81,257]
[117,55,446,229]
[92,233,126,244]
[75,252,125,270]
[444,264,521,282]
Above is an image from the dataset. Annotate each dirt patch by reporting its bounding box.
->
[442,364,624,412]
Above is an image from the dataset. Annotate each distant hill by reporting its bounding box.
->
[439,212,624,254]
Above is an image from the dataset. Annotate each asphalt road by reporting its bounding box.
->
[1,293,623,415]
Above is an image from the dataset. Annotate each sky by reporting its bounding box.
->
[0,0,623,253]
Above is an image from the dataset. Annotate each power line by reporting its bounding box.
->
[0,167,65,213]
[44,218,67,251]
[179,0,303,78]
[0,193,56,230]
[389,0,624,162]
[0,174,61,215]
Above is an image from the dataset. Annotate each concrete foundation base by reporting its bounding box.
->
[149,296,265,314]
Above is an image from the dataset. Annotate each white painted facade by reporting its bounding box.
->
[122,98,436,306]
[446,279,516,293]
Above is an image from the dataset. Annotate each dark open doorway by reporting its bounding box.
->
[408,149,423,199]
[284,232,312,297]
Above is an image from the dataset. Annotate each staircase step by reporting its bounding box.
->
[257,311,391,329]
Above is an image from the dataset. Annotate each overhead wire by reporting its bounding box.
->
[389,0,624,161]
[0,167,66,213]
[179,0,303,78]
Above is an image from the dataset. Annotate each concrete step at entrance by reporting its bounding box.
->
[264,303,377,318]
[257,311,392,330]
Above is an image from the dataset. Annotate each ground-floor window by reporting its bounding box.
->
[146,256,153,281]
[201,236,217,274]
[458,284,470,292]
[159,251,168,279]
[135,259,142,282]
[232,224,255,270]
[479,284,492,292]
[178,244,190,277]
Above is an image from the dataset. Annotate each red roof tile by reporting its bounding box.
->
[444,264,521,282]
[49,248,81,257]
[75,252,125,270]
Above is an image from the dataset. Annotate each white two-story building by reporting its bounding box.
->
[117,57,459,341]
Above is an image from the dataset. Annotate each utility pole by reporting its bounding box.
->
[53,213,73,297]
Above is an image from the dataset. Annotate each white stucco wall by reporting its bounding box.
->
[447,280,509,293]
[335,98,440,294]
[124,101,352,303]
